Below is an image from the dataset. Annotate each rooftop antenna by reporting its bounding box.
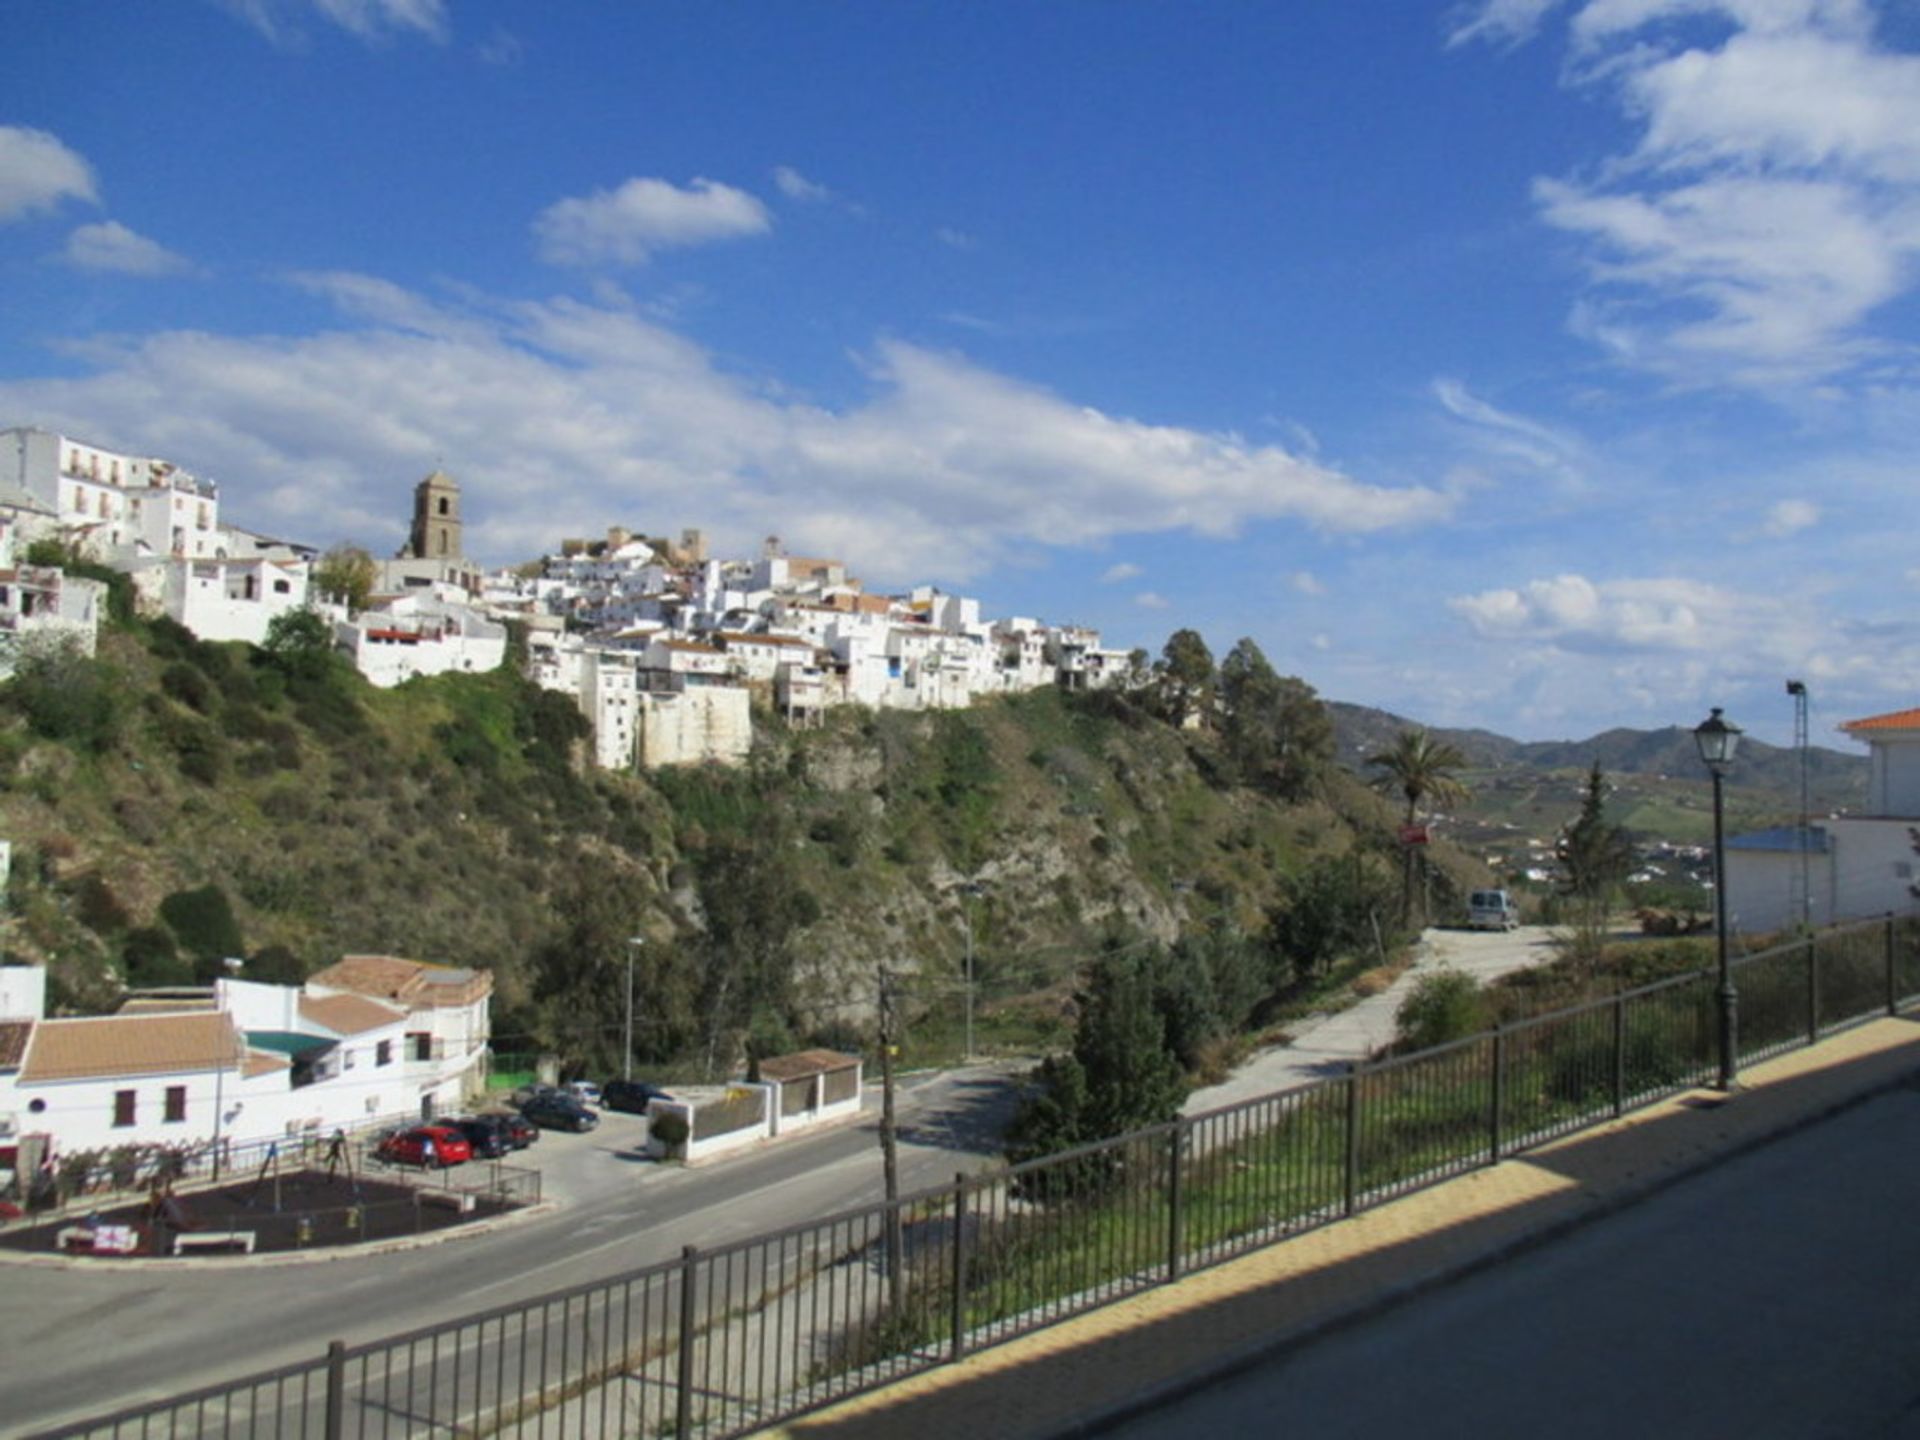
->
[1786,680,1810,929]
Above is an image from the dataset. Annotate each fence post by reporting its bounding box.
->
[1806,936,1820,1045]
[1488,1026,1505,1164]
[1166,1121,1185,1283]
[1612,991,1627,1118]
[324,1339,346,1440]
[1343,1064,1362,1218]
[950,1172,968,1363]
[676,1245,699,1440]
[1887,913,1899,1016]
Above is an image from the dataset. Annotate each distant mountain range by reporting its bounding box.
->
[1327,703,1868,816]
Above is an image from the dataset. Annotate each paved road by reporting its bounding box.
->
[1112,1083,1920,1440]
[1185,924,1561,1114]
[0,1064,1019,1435]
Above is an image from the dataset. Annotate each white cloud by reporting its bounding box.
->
[1102,562,1143,583]
[62,221,191,277]
[0,127,97,224]
[1476,1,1920,387]
[772,166,830,203]
[936,227,978,251]
[1433,377,1590,487]
[1450,572,1803,655]
[1135,592,1170,609]
[1290,571,1326,596]
[220,0,448,43]
[533,177,771,267]
[1760,497,1819,537]
[1445,0,1564,49]
[0,278,1451,580]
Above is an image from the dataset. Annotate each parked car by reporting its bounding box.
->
[565,1080,603,1107]
[600,1079,675,1114]
[489,1111,538,1149]
[1467,888,1522,931]
[448,1116,513,1160]
[376,1124,474,1168]
[511,1082,559,1109]
[520,1092,599,1133]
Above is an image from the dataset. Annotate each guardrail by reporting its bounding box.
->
[28,913,1920,1440]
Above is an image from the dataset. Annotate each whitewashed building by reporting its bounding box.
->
[0,566,105,676]
[340,594,507,688]
[1726,706,1920,934]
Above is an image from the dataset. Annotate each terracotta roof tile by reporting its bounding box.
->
[299,994,406,1036]
[1842,707,1920,733]
[20,1012,242,1083]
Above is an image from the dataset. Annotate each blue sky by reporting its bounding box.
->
[3,1,1918,747]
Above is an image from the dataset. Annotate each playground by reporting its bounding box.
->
[0,1146,529,1259]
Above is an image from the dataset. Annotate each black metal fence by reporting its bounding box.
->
[28,914,1920,1440]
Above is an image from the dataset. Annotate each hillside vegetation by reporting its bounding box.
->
[0,610,1490,1079]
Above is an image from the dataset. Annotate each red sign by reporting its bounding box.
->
[1398,824,1430,846]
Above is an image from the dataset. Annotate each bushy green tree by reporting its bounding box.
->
[158,884,245,972]
[1152,629,1216,729]
[1006,948,1188,1169]
[313,544,377,615]
[1557,761,1635,964]
[1217,638,1334,800]
[1270,851,1399,978]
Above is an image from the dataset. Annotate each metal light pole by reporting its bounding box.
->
[624,936,644,1082]
[1695,708,1743,1091]
[961,883,981,1062]
[1787,680,1811,930]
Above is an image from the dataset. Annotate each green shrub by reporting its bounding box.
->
[160,662,214,714]
[1395,968,1489,1052]
[6,642,123,752]
[123,926,192,987]
[158,884,244,967]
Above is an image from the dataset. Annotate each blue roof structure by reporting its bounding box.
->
[1727,826,1831,854]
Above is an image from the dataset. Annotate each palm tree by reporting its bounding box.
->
[1366,728,1471,926]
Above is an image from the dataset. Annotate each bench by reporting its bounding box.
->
[173,1230,256,1255]
[417,1189,476,1215]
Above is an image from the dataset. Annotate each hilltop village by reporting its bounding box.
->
[0,426,1136,767]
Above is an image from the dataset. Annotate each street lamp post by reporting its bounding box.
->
[1694,707,1743,1090]
[960,883,983,1062]
[624,937,644,1083]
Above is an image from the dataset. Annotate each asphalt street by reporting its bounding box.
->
[0,1063,1019,1436]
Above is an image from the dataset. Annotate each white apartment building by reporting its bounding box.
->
[340,594,507,688]
[0,427,219,561]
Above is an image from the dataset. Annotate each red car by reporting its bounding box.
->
[376,1124,473,1168]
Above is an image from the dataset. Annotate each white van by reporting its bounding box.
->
[1467,889,1521,931]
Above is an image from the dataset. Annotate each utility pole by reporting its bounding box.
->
[624,937,644,1082]
[876,965,905,1318]
[1787,680,1811,930]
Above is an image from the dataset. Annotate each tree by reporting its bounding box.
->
[1218,638,1334,800]
[313,544,377,615]
[261,607,335,678]
[1154,629,1215,729]
[4,635,123,753]
[1366,728,1471,925]
[1270,850,1398,978]
[1556,761,1635,964]
[1004,948,1187,1171]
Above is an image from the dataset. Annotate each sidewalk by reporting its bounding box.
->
[765,1013,1920,1440]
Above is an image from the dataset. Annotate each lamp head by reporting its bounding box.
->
[1694,707,1742,775]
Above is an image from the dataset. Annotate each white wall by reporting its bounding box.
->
[1727,817,1920,935]
[637,685,752,767]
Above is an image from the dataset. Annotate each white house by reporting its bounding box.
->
[303,955,493,1115]
[340,594,507,688]
[0,427,218,561]
[0,955,493,1167]
[0,566,105,676]
[1726,706,1920,934]
[151,555,310,645]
